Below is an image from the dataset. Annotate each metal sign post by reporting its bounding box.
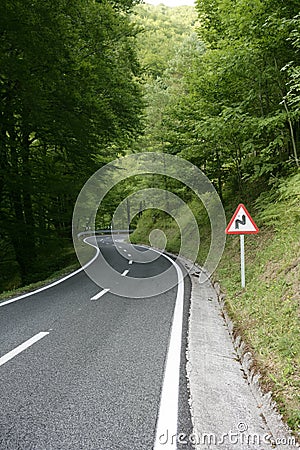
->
[240,234,245,288]
[225,204,259,288]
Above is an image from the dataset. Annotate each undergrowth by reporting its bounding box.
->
[131,172,300,437]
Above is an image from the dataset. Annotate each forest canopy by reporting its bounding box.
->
[133,1,300,204]
[1,0,300,292]
[0,0,143,288]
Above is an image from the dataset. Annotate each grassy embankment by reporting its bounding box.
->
[0,240,78,299]
[0,232,100,300]
[131,173,300,436]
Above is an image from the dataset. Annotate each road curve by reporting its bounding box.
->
[0,236,193,450]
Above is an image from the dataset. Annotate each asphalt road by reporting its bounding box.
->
[0,236,193,450]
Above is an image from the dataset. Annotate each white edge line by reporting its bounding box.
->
[0,332,49,367]
[91,288,110,301]
[0,237,100,307]
[121,269,129,277]
[152,249,184,450]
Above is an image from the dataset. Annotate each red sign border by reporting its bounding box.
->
[225,203,259,235]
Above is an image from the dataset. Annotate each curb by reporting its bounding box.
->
[172,252,299,449]
[212,280,300,449]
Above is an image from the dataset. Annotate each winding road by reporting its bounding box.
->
[0,236,193,450]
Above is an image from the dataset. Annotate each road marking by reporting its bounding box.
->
[153,251,185,450]
[121,269,129,277]
[129,260,133,265]
[91,288,110,301]
[0,237,100,307]
[0,332,49,367]
[123,249,127,253]
[128,254,132,257]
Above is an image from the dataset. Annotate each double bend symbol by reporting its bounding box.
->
[235,215,246,229]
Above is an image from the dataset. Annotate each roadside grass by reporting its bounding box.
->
[0,260,80,302]
[130,200,211,262]
[219,174,300,434]
[219,227,300,434]
[130,173,300,437]
[0,242,79,301]
[2,174,298,435]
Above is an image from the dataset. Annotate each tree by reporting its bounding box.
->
[154,0,300,204]
[0,0,143,286]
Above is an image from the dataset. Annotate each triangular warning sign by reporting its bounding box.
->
[225,204,259,235]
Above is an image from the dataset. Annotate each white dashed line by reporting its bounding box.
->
[91,288,110,301]
[129,260,133,265]
[0,332,49,367]
[121,270,129,277]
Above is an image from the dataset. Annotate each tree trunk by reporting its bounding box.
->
[215,148,224,204]
[7,135,36,283]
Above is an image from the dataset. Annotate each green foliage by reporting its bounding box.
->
[255,172,300,229]
[133,4,198,78]
[0,0,143,288]
[132,4,199,155]
[219,174,300,434]
[154,0,300,201]
[131,3,300,437]
[132,174,300,435]
[285,15,300,112]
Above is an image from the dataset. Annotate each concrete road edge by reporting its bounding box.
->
[175,254,299,450]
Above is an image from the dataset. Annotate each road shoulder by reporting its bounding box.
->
[181,258,299,450]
